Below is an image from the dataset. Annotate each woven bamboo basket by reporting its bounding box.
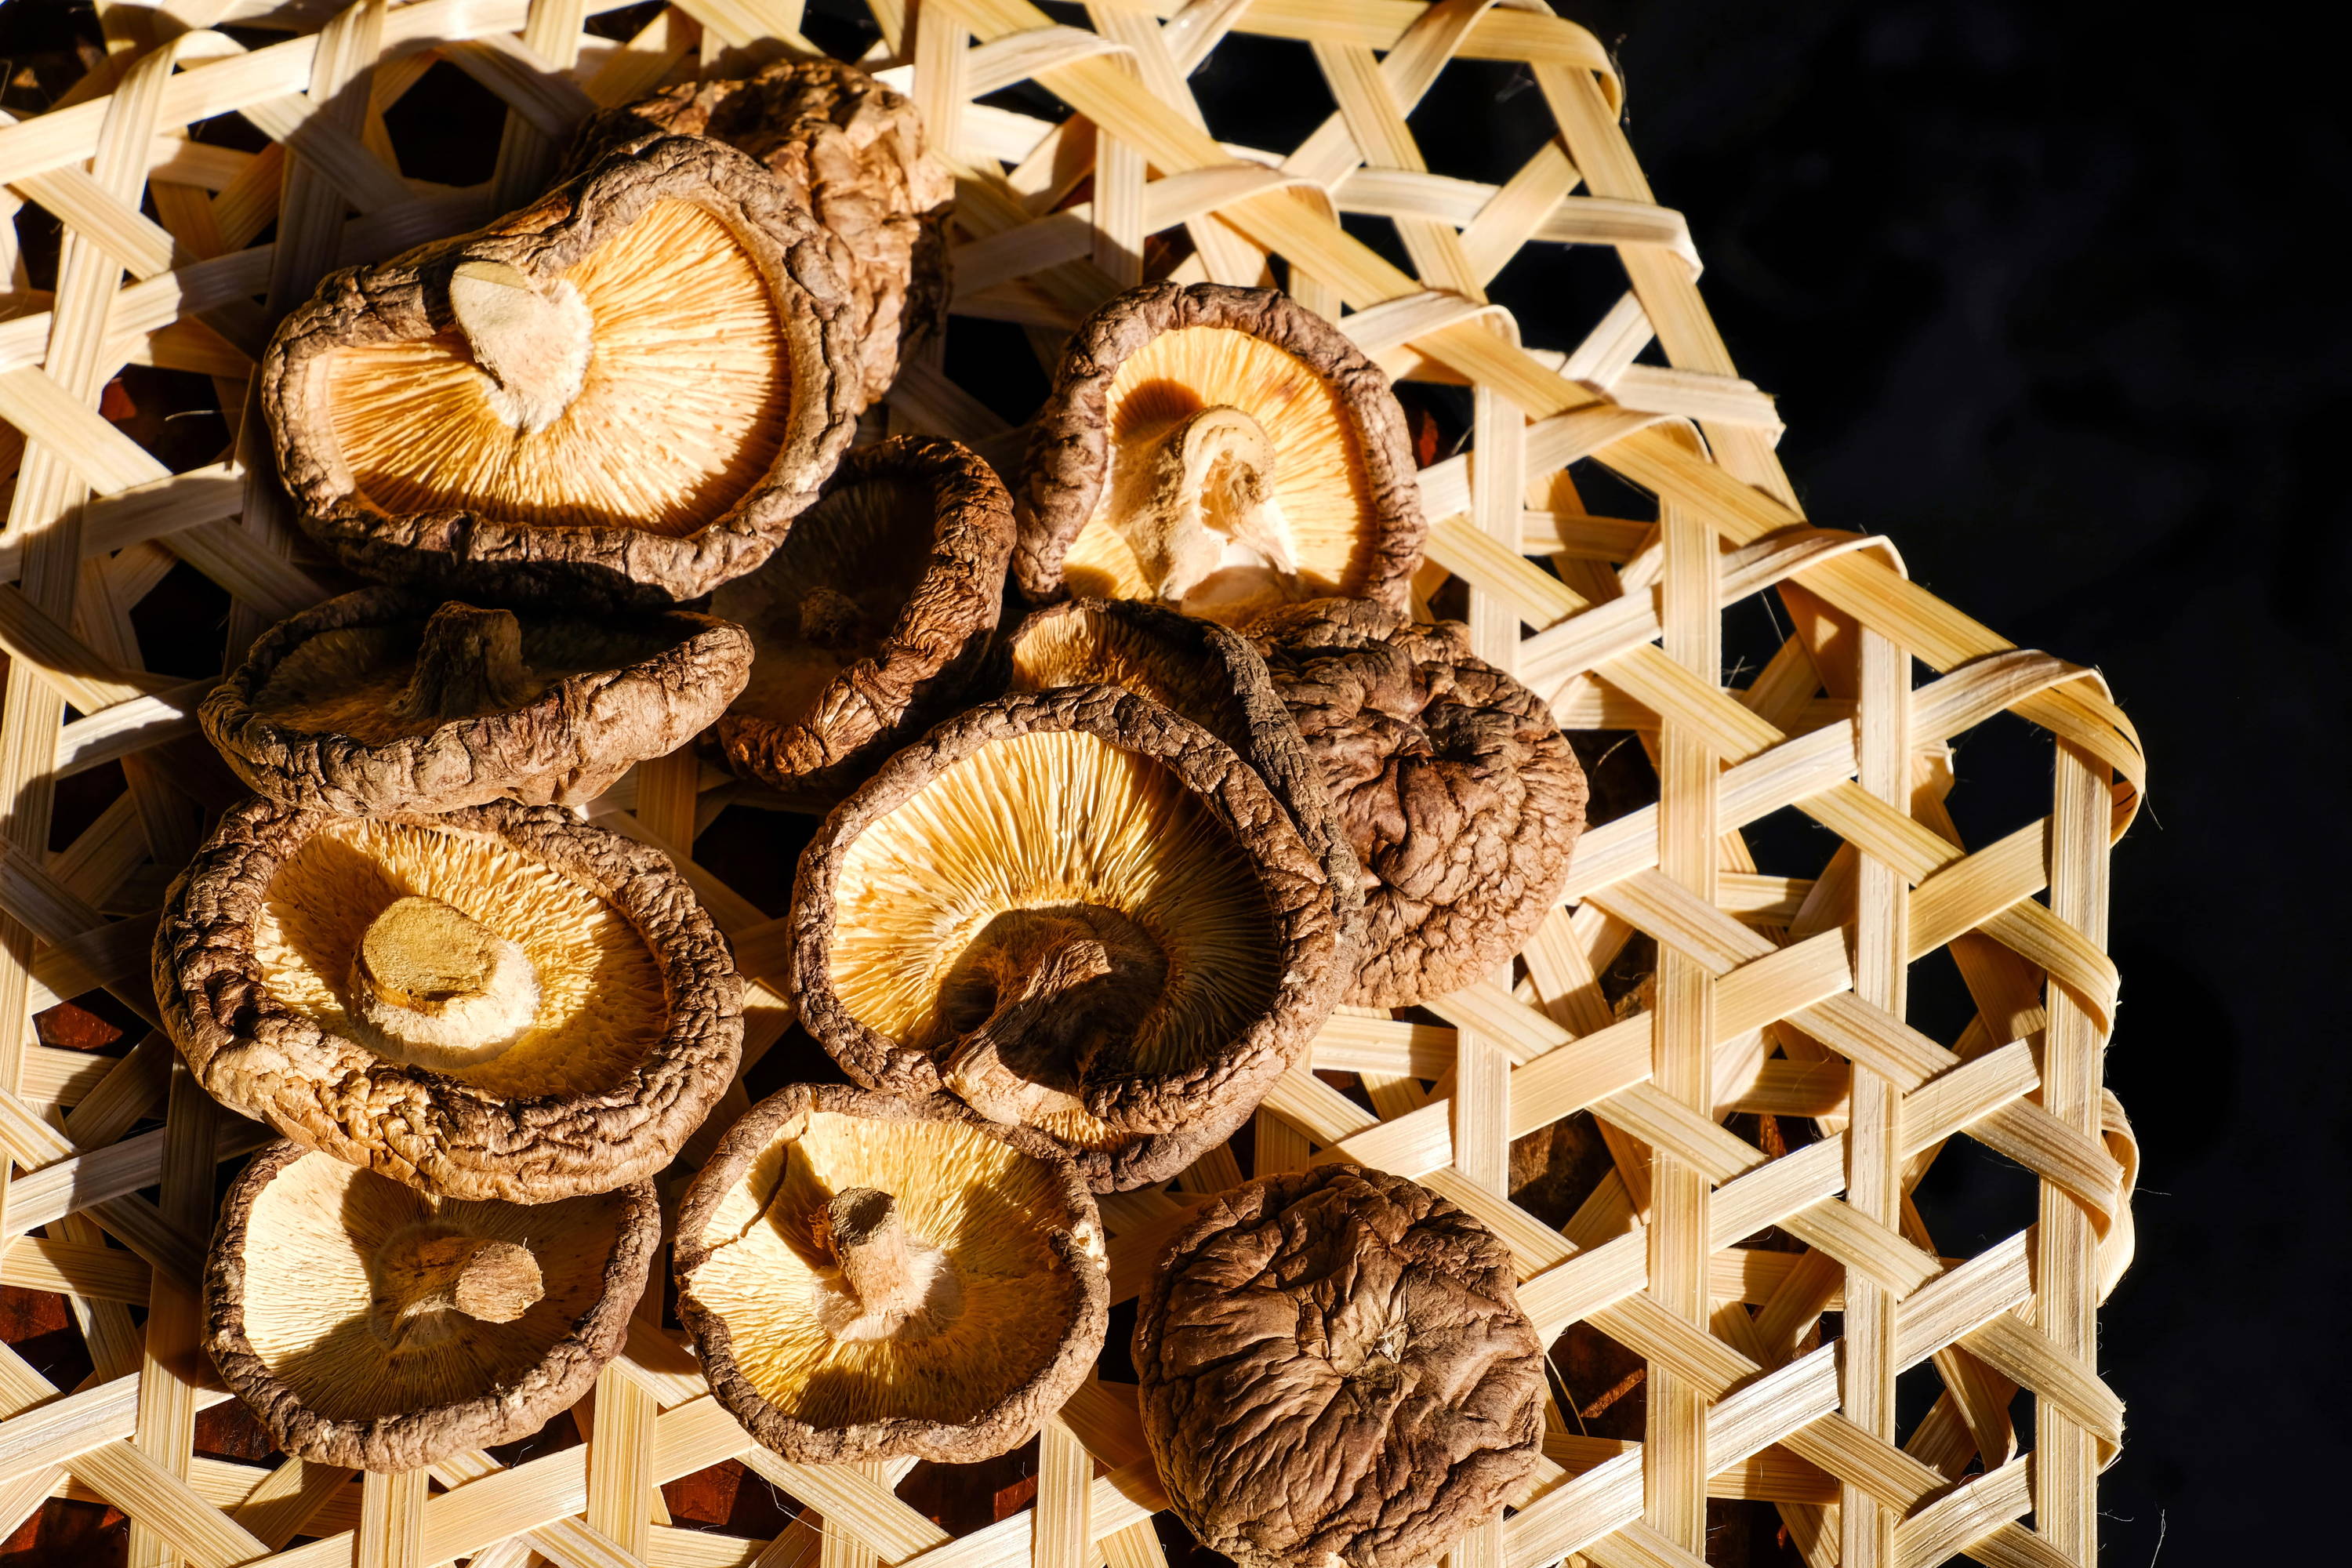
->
[0,2,2146,1566]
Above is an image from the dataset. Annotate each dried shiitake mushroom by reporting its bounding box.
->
[1134,1165,1545,1568]
[155,798,742,1201]
[203,586,751,816]
[205,1140,659,1472]
[1004,595,1363,953]
[263,134,858,608]
[791,687,1349,1190]
[577,56,951,409]
[675,1083,1106,1463]
[1249,599,1588,1007]
[712,436,1013,807]
[1018,282,1425,623]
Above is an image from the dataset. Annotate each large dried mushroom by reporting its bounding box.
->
[205,1141,659,1472]
[1250,599,1588,1007]
[1018,282,1425,624]
[155,798,742,1201]
[676,1083,1106,1463]
[1134,1165,1546,1568]
[713,436,1013,807]
[263,134,858,608]
[203,586,751,816]
[578,56,951,409]
[791,687,1349,1190]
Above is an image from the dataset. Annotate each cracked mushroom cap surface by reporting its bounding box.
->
[790,687,1348,1190]
[1017,282,1425,625]
[154,797,743,1201]
[1248,599,1588,1007]
[203,586,752,816]
[204,1140,659,1472]
[1134,1165,1545,1568]
[712,436,1014,808]
[675,1083,1106,1464]
[577,55,951,410]
[263,133,858,609]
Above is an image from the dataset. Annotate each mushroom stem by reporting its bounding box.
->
[370,1229,544,1348]
[448,258,596,433]
[819,1188,924,1319]
[386,602,539,724]
[942,933,1110,1126]
[797,586,866,651]
[348,895,541,1069]
[1109,405,1300,608]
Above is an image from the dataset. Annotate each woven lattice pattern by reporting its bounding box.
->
[0,3,2144,1567]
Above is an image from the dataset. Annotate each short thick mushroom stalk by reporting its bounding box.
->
[1017,281,1428,624]
[347,895,542,1071]
[366,1225,544,1349]
[790,686,1352,1191]
[675,1084,1107,1465]
[205,586,750,817]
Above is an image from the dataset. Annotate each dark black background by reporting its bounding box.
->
[5,0,2346,1555]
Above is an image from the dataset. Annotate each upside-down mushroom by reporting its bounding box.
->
[791,688,1350,1190]
[263,134,858,608]
[1017,282,1425,623]
[205,1141,659,1472]
[576,56,951,409]
[203,586,751,815]
[675,1083,1106,1463]
[1134,1165,1545,1568]
[154,798,742,1201]
[1248,598,1588,1007]
[712,436,1013,808]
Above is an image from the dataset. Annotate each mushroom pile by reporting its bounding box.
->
[149,43,1586,1555]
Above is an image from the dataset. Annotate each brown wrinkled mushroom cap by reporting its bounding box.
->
[204,1140,659,1472]
[202,586,752,816]
[675,1083,1106,1464]
[154,797,743,1201]
[791,687,1348,1190]
[1134,1165,1545,1568]
[262,134,858,609]
[712,437,1013,808]
[576,56,951,409]
[1004,595,1363,956]
[1248,599,1588,1007]
[1017,282,1425,624]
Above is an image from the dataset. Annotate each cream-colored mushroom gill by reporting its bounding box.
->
[238,1150,625,1417]
[711,476,935,728]
[687,1109,1091,1427]
[324,199,789,535]
[826,730,1280,1145]
[1062,327,1378,622]
[252,820,666,1093]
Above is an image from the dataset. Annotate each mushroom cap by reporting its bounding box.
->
[202,586,753,816]
[154,797,744,1201]
[1247,598,1589,1007]
[790,686,1348,1190]
[1016,282,1425,623]
[263,133,859,610]
[674,1083,1107,1464]
[205,1140,659,1472]
[712,436,1014,808]
[575,56,952,410]
[1133,1165,1545,1568]
[1003,596,1363,958]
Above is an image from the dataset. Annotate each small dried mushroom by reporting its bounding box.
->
[155,798,742,1201]
[205,1140,659,1472]
[675,1083,1106,1463]
[792,687,1349,1190]
[713,436,1013,807]
[1249,599,1588,1007]
[1018,282,1425,624]
[1134,1165,1545,1568]
[263,134,858,608]
[203,586,751,815]
[578,56,952,409]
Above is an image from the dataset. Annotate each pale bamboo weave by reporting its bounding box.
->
[0,3,2145,1568]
